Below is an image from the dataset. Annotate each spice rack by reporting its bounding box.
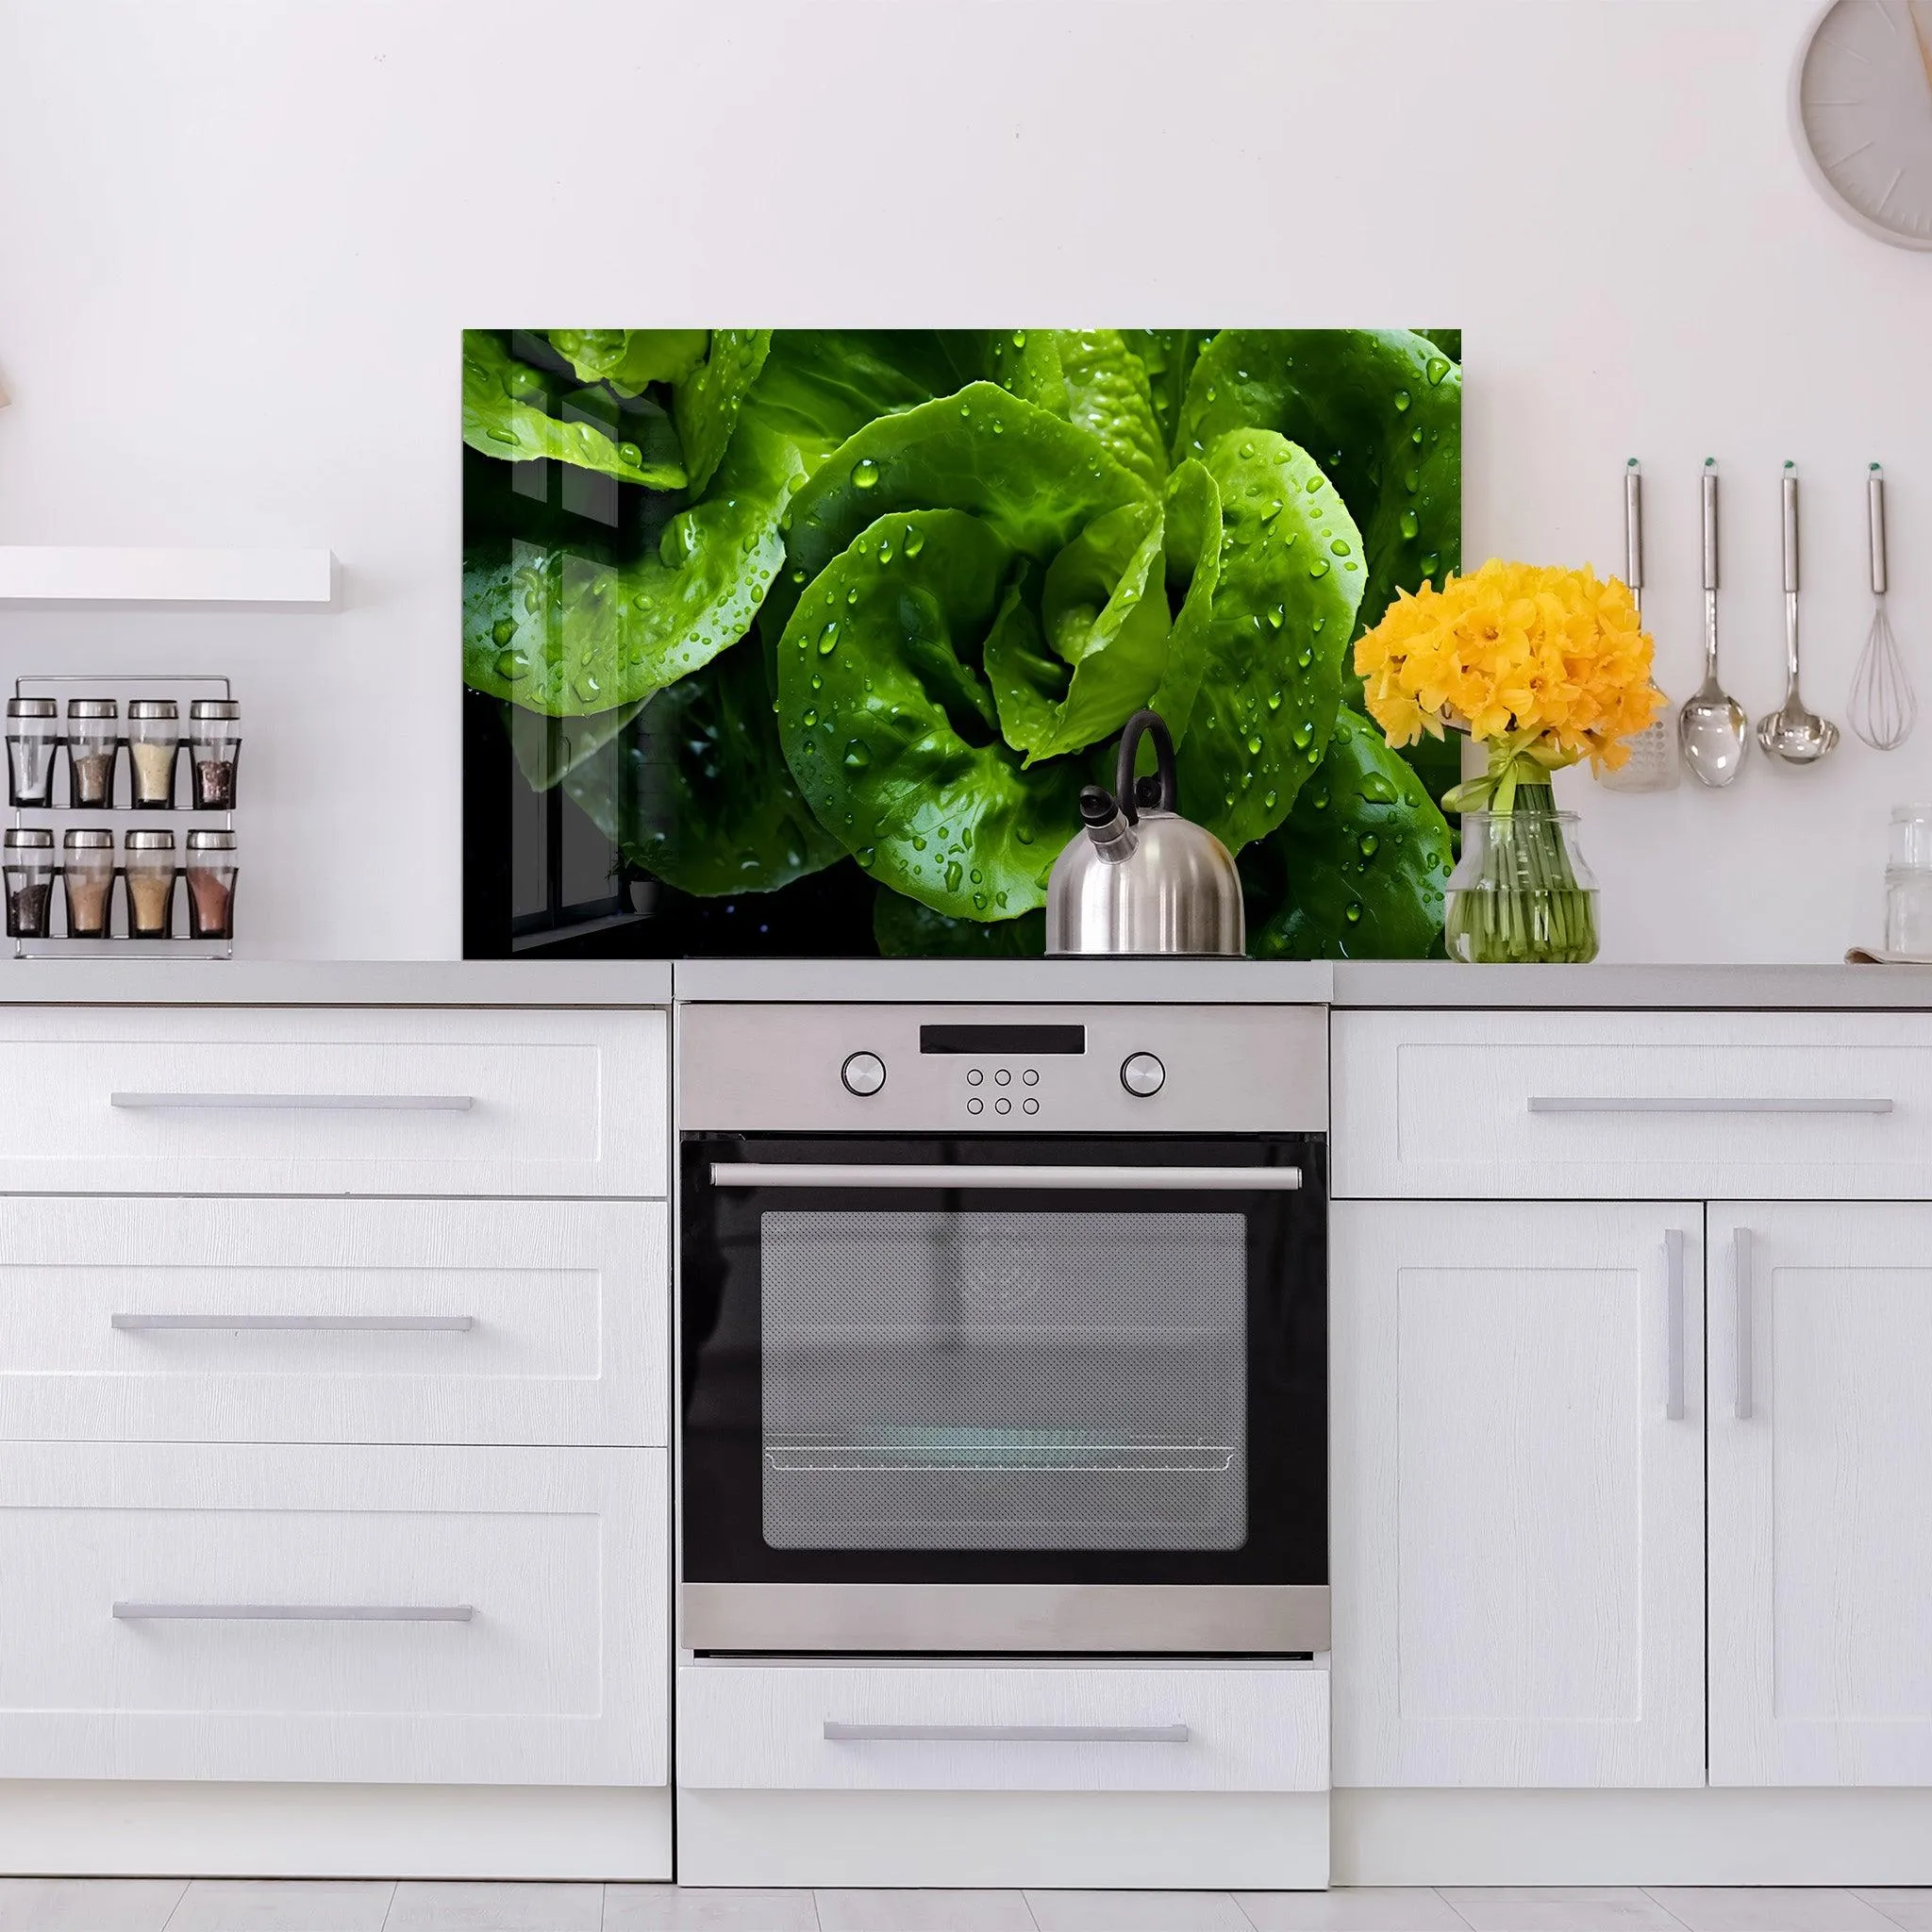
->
[4,674,239,958]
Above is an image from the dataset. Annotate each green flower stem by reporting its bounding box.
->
[1444,783,1599,964]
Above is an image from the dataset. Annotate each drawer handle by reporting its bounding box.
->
[714,1163,1300,1191]
[110,1092,475,1111]
[113,1602,475,1622]
[1663,1227,1687,1423]
[823,1722,1189,1744]
[1527,1096,1892,1114]
[111,1314,475,1332]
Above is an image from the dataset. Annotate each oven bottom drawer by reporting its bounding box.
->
[676,1657,1328,1792]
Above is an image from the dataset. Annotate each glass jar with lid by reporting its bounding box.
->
[189,698,241,809]
[3,828,56,939]
[123,828,176,939]
[127,699,180,808]
[61,828,116,938]
[1885,804,1932,959]
[6,697,60,807]
[66,698,119,808]
[184,828,238,940]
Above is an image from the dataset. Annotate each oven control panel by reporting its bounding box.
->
[682,1004,1325,1134]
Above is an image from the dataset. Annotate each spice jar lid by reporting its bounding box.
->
[189,699,241,720]
[66,698,119,719]
[123,828,176,851]
[7,698,58,719]
[4,827,55,850]
[62,828,115,850]
[186,829,237,852]
[128,698,179,719]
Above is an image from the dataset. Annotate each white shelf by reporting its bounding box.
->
[0,547,335,609]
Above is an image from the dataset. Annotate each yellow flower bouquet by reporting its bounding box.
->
[1353,559,1662,962]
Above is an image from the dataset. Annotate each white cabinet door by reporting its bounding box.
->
[1709,1202,1932,1786]
[1332,1200,1706,1788]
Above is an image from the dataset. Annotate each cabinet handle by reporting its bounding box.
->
[1734,1225,1755,1421]
[823,1722,1189,1744]
[1663,1227,1687,1422]
[110,1092,474,1111]
[1528,1096,1892,1115]
[111,1314,475,1332]
[113,1602,474,1622]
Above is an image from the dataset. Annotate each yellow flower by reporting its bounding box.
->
[1352,558,1660,772]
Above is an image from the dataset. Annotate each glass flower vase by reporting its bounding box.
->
[1444,789,1599,964]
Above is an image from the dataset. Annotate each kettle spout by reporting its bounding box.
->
[1078,785,1138,863]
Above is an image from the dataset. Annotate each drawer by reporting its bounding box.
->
[0,1197,666,1446]
[676,1657,1327,1792]
[0,1007,663,1195]
[1335,1009,1932,1199]
[0,1443,667,1785]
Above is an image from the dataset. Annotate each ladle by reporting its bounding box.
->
[1755,461,1839,767]
[1677,458,1749,786]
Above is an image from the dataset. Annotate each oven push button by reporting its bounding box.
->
[1120,1052,1166,1097]
[841,1051,887,1096]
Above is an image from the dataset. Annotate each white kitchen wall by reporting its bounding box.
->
[0,0,1922,962]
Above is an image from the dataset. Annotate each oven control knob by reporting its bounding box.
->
[1120,1052,1166,1097]
[841,1052,887,1097]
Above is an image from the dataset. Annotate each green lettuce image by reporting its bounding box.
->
[463,327,1459,957]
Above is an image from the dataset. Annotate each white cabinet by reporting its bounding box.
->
[1332,1199,1706,1788]
[1709,1202,1932,1787]
[0,1442,667,1787]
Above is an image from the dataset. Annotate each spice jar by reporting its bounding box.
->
[123,828,176,938]
[61,828,116,938]
[189,698,241,810]
[6,698,60,808]
[127,698,180,808]
[3,827,56,939]
[184,828,237,940]
[66,698,119,808]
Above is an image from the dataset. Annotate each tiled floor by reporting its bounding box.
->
[0,1884,1924,1932]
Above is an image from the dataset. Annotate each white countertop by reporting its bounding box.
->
[1,956,1928,1009]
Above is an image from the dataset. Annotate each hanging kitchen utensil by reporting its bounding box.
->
[1847,462,1915,752]
[1678,458,1749,787]
[1598,458,1678,791]
[1045,708,1245,957]
[1756,461,1839,766]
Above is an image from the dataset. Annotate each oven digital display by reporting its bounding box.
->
[919,1024,1086,1056]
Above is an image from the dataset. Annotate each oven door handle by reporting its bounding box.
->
[708,1162,1301,1191]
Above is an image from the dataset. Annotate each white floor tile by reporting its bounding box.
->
[817,1889,1033,1931]
[1646,1891,1899,1932]
[381,1881,605,1932]
[1238,1890,1469,1930]
[1856,1895,1932,1932]
[603,1889,822,1932]
[1443,1890,1686,1932]
[0,1878,187,1932]
[1026,1891,1249,1932]
[164,1879,394,1932]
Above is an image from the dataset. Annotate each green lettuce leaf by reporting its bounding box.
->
[562,640,842,895]
[776,508,1086,921]
[1057,330,1167,492]
[462,331,687,488]
[1155,429,1364,852]
[1174,329,1460,637]
[462,409,805,715]
[673,328,772,493]
[984,499,1171,763]
[1242,706,1453,958]
[545,329,708,395]
[1121,329,1208,455]
[874,890,1045,958]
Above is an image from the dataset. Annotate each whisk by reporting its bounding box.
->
[1849,462,1916,751]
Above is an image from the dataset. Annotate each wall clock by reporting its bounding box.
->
[1791,0,1932,248]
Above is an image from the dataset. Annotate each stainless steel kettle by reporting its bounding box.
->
[1044,709,1245,957]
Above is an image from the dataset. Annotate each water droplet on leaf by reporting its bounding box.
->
[853,458,880,489]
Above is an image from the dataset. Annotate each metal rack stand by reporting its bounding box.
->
[8,673,237,958]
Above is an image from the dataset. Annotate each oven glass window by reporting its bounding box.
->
[759,1208,1246,1552]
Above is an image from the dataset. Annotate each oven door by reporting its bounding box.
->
[679,1134,1326,1654]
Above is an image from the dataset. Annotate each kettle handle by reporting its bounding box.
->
[1115,710,1176,825]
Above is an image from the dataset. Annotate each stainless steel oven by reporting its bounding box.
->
[677,1001,1327,1655]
